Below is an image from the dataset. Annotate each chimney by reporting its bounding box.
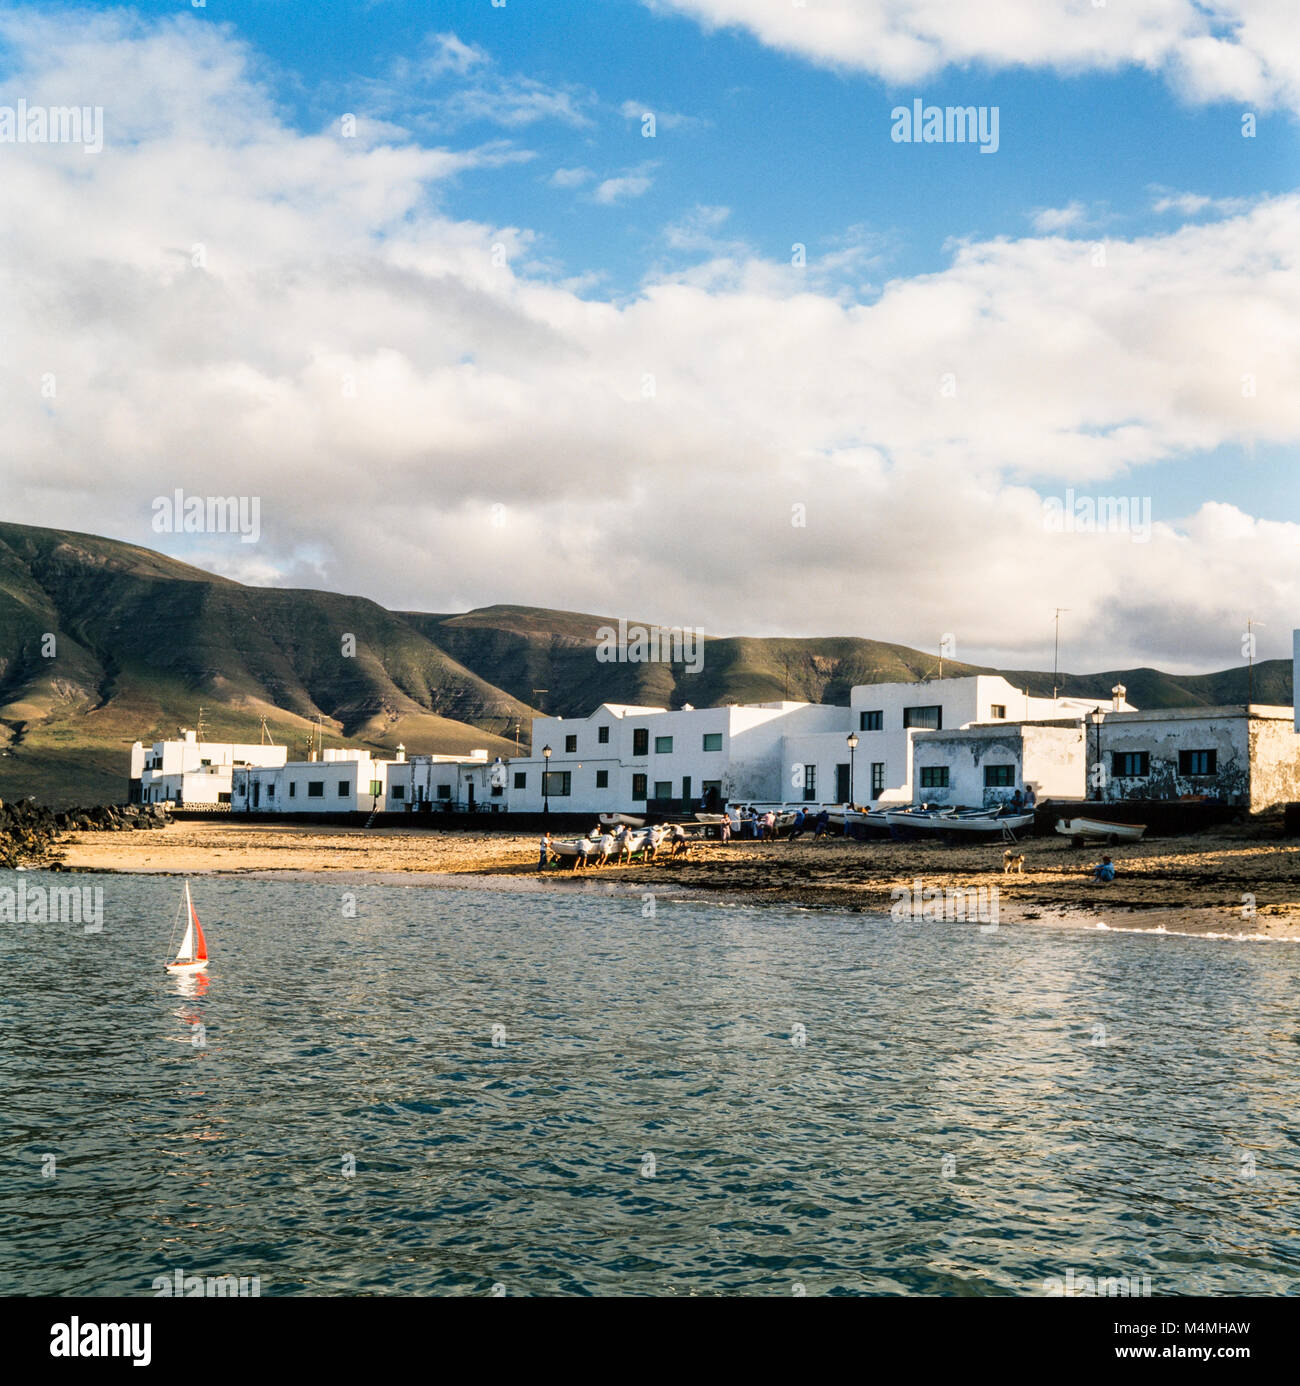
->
[1111,683,1126,711]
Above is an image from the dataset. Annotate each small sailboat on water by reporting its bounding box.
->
[165,880,209,974]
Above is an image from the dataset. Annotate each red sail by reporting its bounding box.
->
[190,895,208,962]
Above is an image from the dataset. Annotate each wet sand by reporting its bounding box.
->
[52,817,1300,939]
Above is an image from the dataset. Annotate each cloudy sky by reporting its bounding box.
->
[1,0,1298,676]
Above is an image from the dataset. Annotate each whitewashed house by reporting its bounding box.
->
[781,675,1134,806]
[909,722,1088,807]
[131,731,287,806]
[232,748,400,814]
[384,749,507,813]
[502,701,849,815]
[1094,704,1300,811]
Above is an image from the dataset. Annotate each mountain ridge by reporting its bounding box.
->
[0,520,1290,805]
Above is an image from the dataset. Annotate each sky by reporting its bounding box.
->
[1,0,1298,675]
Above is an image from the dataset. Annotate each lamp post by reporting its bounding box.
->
[542,744,552,820]
[846,732,859,810]
[1090,707,1104,803]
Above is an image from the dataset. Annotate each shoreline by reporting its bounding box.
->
[35,817,1300,941]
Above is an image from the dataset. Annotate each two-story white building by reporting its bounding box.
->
[781,675,1135,807]
[502,701,850,814]
[383,749,508,812]
[130,731,287,806]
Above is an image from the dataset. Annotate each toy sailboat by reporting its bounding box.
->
[165,880,210,974]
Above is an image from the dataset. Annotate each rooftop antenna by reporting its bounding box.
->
[259,715,276,747]
[195,706,208,742]
[1052,608,1070,700]
[531,689,548,715]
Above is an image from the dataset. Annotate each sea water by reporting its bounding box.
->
[2,872,1298,1296]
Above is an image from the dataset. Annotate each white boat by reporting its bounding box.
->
[886,807,1034,837]
[1056,816,1146,843]
[165,880,210,974]
[598,812,645,828]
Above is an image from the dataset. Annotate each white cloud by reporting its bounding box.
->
[3,13,1299,674]
[548,165,595,189]
[618,97,704,131]
[1150,188,1253,217]
[648,0,1300,114]
[1030,200,1089,233]
[592,168,655,203]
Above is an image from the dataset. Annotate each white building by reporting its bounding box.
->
[232,748,401,814]
[384,749,508,813]
[131,731,287,806]
[1094,704,1300,812]
[502,701,849,815]
[781,675,1135,807]
[910,722,1087,807]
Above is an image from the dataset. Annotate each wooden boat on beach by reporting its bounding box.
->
[1056,816,1146,844]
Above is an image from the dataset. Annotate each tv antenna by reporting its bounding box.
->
[1052,608,1070,699]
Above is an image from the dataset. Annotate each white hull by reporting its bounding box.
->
[1056,817,1146,842]
[165,959,209,974]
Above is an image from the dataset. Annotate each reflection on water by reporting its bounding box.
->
[2,872,1299,1296]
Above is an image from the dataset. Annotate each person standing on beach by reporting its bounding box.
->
[573,837,592,872]
[539,831,552,870]
[789,808,807,840]
[596,831,615,867]
[812,809,830,840]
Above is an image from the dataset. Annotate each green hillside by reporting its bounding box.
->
[0,520,1290,806]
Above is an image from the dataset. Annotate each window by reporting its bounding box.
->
[369,780,382,797]
[632,774,647,801]
[308,781,324,798]
[871,763,885,797]
[860,710,883,731]
[513,772,527,789]
[990,704,1007,719]
[289,782,297,798]
[1112,751,1150,778]
[802,764,817,802]
[565,734,577,753]
[632,728,649,757]
[543,771,572,797]
[655,736,673,754]
[1179,749,1217,776]
[919,766,949,788]
[266,785,275,799]
[702,780,722,801]
[217,792,231,804]
[595,770,609,788]
[597,726,609,744]
[391,784,405,800]
[904,705,943,730]
[200,758,212,767]
[702,732,722,752]
[984,765,1015,787]
[436,784,452,800]
[339,781,352,797]
[654,781,673,799]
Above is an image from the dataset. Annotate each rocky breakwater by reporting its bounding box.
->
[0,799,171,868]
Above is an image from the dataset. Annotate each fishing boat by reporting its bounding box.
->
[598,812,645,828]
[1056,816,1146,843]
[165,880,209,974]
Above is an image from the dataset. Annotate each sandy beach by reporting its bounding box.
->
[49,816,1300,940]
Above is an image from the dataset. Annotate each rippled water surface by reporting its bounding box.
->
[3,872,1299,1296]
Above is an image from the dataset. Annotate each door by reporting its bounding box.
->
[681,777,691,810]
[466,779,475,808]
[836,763,851,803]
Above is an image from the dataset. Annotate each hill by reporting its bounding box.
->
[0,521,1290,805]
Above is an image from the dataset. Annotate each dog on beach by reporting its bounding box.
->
[1002,849,1025,875]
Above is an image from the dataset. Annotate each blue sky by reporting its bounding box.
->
[2,0,1298,670]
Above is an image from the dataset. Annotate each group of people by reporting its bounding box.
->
[538,822,690,872]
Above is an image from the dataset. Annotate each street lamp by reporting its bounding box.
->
[846,732,859,811]
[542,744,552,820]
[1090,707,1104,803]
